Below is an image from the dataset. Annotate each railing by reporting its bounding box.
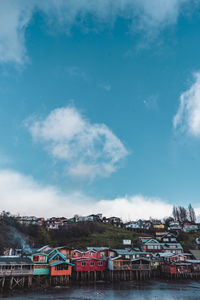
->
[0,269,33,277]
[113,264,151,271]
[132,264,151,271]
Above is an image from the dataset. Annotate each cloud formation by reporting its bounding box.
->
[27,105,128,179]
[0,168,173,220]
[173,72,200,137]
[0,0,192,64]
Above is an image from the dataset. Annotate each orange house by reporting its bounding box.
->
[56,246,74,259]
[50,261,74,276]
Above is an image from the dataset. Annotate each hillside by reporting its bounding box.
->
[0,214,143,253]
[1,214,200,254]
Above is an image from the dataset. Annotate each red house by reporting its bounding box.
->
[87,247,117,259]
[161,262,191,275]
[73,249,98,259]
[72,258,107,272]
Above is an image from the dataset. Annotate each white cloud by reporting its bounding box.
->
[66,66,87,81]
[26,105,128,179]
[173,72,200,137]
[0,0,192,64]
[99,83,111,92]
[0,168,173,220]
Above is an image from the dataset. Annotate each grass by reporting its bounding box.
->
[61,225,143,249]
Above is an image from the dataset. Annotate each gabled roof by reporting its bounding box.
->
[113,249,137,256]
[73,249,97,254]
[87,247,110,252]
[48,249,66,262]
[32,252,48,257]
[144,239,160,245]
[50,261,74,267]
[132,258,151,262]
[160,233,177,239]
[161,243,183,250]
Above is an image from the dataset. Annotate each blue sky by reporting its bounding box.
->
[0,0,200,219]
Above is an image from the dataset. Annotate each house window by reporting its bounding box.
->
[90,262,94,266]
[55,264,68,270]
[98,261,103,266]
[81,262,86,266]
[39,256,46,262]
[33,256,39,262]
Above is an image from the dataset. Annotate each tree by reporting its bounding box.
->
[188,204,196,223]
[164,217,174,228]
[178,206,187,223]
[172,206,178,221]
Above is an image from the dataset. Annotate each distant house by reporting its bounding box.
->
[87,247,117,259]
[195,237,200,245]
[183,222,198,232]
[168,221,182,232]
[159,233,178,243]
[126,219,144,230]
[161,243,183,254]
[160,253,192,263]
[153,224,165,230]
[139,238,162,252]
[72,249,98,259]
[106,217,122,227]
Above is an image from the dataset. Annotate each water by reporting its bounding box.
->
[1,280,200,299]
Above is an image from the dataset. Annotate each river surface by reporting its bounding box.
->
[1,280,200,299]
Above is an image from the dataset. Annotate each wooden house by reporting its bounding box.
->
[161,243,183,254]
[187,260,200,272]
[0,257,34,277]
[157,233,177,243]
[72,249,98,259]
[164,253,192,263]
[31,253,49,275]
[50,261,74,276]
[72,258,107,272]
[131,258,151,271]
[87,247,117,259]
[183,222,198,232]
[108,256,151,271]
[161,262,191,275]
[55,246,74,259]
[140,238,162,252]
[108,256,131,271]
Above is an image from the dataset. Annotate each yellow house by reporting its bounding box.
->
[153,224,165,229]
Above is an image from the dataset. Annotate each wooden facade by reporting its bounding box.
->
[73,258,107,272]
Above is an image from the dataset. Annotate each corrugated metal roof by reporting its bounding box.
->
[189,250,200,260]
[0,257,33,265]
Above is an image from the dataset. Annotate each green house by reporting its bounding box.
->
[31,253,50,275]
